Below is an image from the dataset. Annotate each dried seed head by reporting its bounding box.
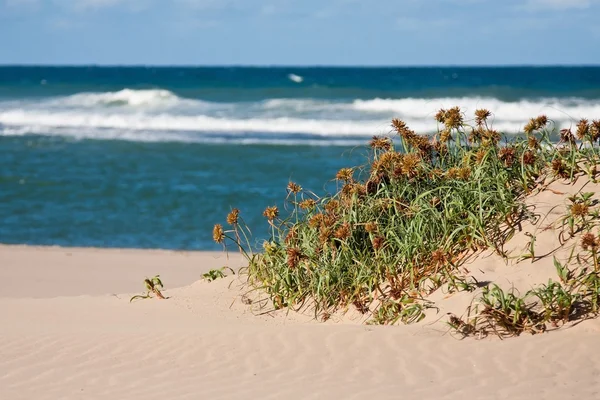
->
[285,227,298,244]
[499,146,516,167]
[287,181,302,194]
[591,120,600,142]
[435,108,447,124]
[336,167,354,182]
[458,166,471,180]
[443,107,463,130]
[571,203,589,218]
[370,136,392,151]
[559,128,575,144]
[263,206,279,221]
[551,158,569,178]
[536,115,548,128]
[431,249,447,266]
[439,129,452,144]
[482,129,500,146]
[324,199,340,214]
[365,176,381,195]
[527,135,539,149]
[475,149,487,165]
[309,213,324,228]
[581,232,598,251]
[372,236,385,251]
[474,109,491,126]
[212,224,225,244]
[576,119,590,140]
[334,222,352,240]
[299,198,317,210]
[392,118,417,140]
[396,153,421,178]
[365,221,378,233]
[379,151,402,170]
[226,208,240,225]
[523,150,536,166]
[446,167,460,180]
[286,247,302,269]
[319,227,333,244]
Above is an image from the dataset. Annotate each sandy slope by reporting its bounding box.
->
[1,242,600,400]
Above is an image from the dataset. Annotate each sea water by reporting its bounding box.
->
[2,66,600,249]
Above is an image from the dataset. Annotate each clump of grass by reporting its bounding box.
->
[214,108,600,332]
[202,266,235,282]
[130,275,165,302]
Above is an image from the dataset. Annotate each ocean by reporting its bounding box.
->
[2,66,600,250]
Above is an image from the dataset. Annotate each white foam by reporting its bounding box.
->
[351,97,600,123]
[2,91,600,144]
[0,109,386,136]
[288,73,304,83]
[53,89,183,108]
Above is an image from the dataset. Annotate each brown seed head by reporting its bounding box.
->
[372,235,385,251]
[370,136,392,151]
[319,227,333,244]
[443,107,463,130]
[379,151,402,170]
[571,203,589,218]
[213,224,225,244]
[576,119,590,140]
[591,120,600,142]
[392,118,416,140]
[226,208,240,225]
[263,206,279,221]
[536,115,548,128]
[475,109,491,126]
[285,227,298,244]
[365,221,378,233]
[458,166,471,180]
[334,222,352,240]
[475,148,487,165]
[299,198,317,210]
[431,249,447,266]
[286,247,302,269]
[446,167,460,180]
[581,232,598,251]
[324,199,340,214]
[287,181,302,194]
[439,129,452,144]
[499,146,516,167]
[551,158,569,178]
[523,150,536,166]
[398,153,421,178]
[527,135,539,149]
[309,213,324,228]
[435,108,447,123]
[523,119,537,135]
[336,167,354,182]
[559,128,575,144]
[482,129,500,146]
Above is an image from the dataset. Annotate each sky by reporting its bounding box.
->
[1,0,600,66]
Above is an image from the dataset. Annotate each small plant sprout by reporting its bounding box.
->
[202,266,235,282]
[130,275,165,302]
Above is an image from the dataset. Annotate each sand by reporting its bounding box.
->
[3,177,600,399]
[1,244,599,400]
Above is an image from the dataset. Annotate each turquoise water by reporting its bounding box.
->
[2,66,600,249]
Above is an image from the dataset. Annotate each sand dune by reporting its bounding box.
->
[2,243,600,400]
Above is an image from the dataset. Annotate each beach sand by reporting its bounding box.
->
[2,240,600,400]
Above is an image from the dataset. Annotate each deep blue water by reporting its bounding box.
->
[2,66,600,249]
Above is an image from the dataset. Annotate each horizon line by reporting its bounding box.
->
[1,63,600,68]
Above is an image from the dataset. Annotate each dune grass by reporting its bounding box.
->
[214,109,600,336]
